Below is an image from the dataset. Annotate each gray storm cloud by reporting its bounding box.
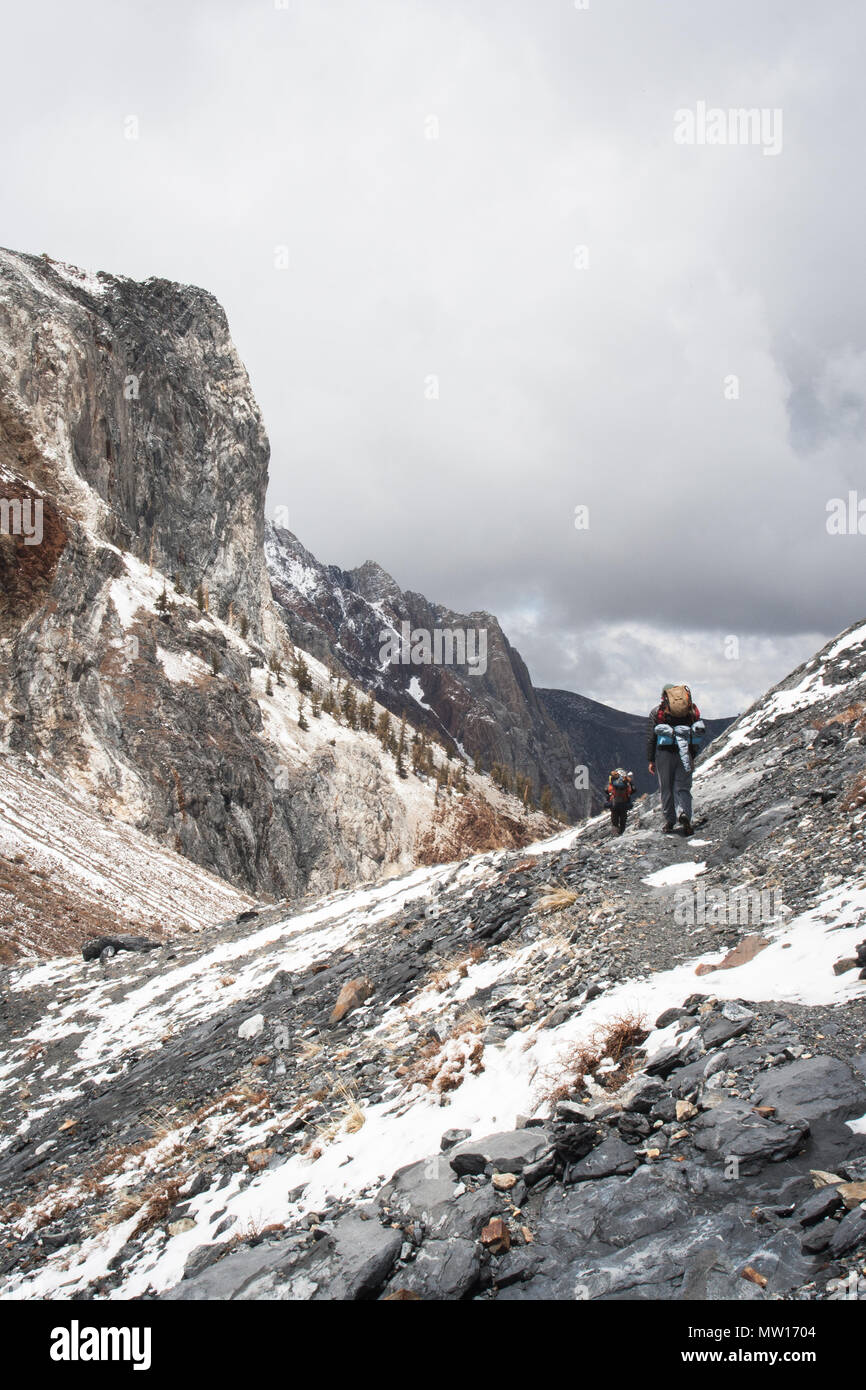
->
[2,0,863,717]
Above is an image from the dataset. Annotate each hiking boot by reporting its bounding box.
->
[662,822,675,834]
[678,812,693,837]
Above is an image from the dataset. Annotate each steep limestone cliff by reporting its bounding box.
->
[0,251,553,922]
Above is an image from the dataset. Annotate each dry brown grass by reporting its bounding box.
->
[415,794,553,866]
[129,1178,184,1238]
[405,1017,485,1096]
[193,1084,269,1125]
[815,701,866,733]
[535,885,578,915]
[429,944,485,992]
[543,1011,649,1104]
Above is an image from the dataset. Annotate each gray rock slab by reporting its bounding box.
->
[388,1237,480,1300]
[449,1129,550,1177]
[752,1056,866,1124]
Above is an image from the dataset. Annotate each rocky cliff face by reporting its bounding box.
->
[266,524,580,818]
[0,249,272,637]
[2,617,865,1301]
[0,251,553,928]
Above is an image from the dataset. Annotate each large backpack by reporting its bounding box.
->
[663,684,693,719]
[608,768,634,802]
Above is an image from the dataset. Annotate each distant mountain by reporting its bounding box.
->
[266,523,581,819]
[538,688,735,799]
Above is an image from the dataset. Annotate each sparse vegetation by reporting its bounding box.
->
[535,885,578,915]
[544,1012,649,1104]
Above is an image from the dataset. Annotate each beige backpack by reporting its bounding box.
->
[663,684,692,719]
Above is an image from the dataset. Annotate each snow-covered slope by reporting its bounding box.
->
[2,614,865,1302]
[0,755,254,960]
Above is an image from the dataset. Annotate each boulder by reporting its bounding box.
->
[238,1214,402,1300]
[699,1003,755,1049]
[449,1129,551,1177]
[797,1187,843,1227]
[692,1101,809,1175]
[751,1056,866,1124]
[388,1237,480,1300]
[329,976,374,1025]
[828,1205,866,1258]
[566,1135,638,1181]
[82,934,160,962]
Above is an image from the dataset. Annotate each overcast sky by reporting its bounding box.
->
[3,0,864,716]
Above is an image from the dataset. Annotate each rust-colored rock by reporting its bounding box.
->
[481,1217,511,1253]
[695,935,769,976]
[330,976,374,1024]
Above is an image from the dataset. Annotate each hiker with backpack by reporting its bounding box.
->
[646,684,707,836]
[605,767,635,836]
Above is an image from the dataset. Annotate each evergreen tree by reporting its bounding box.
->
[210,650,221,676]
[155,584,170,619]
[540,785,554,816]
[395,714,408,777]
[341,683,358,729]
[265,673,274,697]
[195,582,207,613]
[311,689,322,719]
[292,652,313,694]
[298,698,309,732]
[360,692,375,732]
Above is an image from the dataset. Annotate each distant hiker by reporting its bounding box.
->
[605,767,635,836]
[646,684,707,836]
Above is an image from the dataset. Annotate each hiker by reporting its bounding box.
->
[605,767,635,836]
[646,683,707,836]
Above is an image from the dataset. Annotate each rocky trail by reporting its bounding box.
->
[3,617,866,1303]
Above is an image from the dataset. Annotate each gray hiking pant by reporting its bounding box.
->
[655,747,693,824]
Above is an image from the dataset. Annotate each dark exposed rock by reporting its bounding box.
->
[81,935,160,961]
[751,1056,866,1124]
[692,1102,810,1175]
[386,1237,480,1301]
[699,1003,755,1048]
[440,1128,471,1152]
[827,1206,866,1258]
[566,1135,638,1181]
[449,1130,551,1178]
[797,1187,843,1226]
